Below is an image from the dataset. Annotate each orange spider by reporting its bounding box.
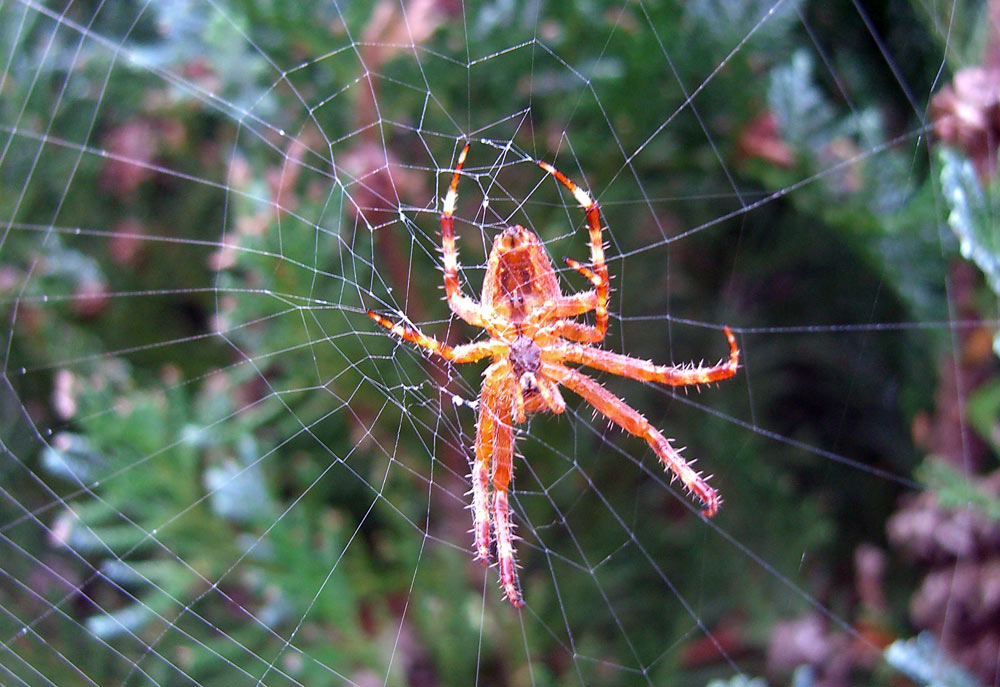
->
[368,143,739,607]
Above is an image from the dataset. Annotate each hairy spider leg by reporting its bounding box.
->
[494,488,522,606]
[472,360,523,606]
[564,257,602,286]
[487,373,522,607]
[523,259,603,327]
[532,373,567,414]
[366,311,498,363]
[510,371,568,424]
[526,257,609,341]
[473,362,506,564]
[556,327,740,386]
[440,143,487,327]
[512,373,528,424]
[544,363,722,518]
[537,160,610,342]
[522,291,598,337]
[549,320,608,343]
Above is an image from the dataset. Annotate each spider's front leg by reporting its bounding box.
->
[491,387,523,607]
[537,159,610,340]
[366,311,498,363]
[439,143,488,327]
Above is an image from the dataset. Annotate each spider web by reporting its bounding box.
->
[1,1,994,686]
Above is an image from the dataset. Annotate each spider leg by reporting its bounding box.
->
[544,362,721,517]
[524,292,599,336]
[473,362,507,563]
[538,159,610,340]
[367,311,498,362]
[512,374,528,424]
[548,319,606,343]
[523,255,615,341]
[494,488,523,607]
[534,373,567,414]
[488,378,523,607]
[554,327,739,386]
[513,372,567,420]
[440,143,488,327]
[525,258,604,337]
[564,257,602,287]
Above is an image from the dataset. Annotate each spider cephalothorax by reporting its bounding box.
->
[368,143,739,607]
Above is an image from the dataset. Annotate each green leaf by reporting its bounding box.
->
[768,50,834,150]
[916,457,1000,522]
[969,375,1000,457]
[939,147,1000,355]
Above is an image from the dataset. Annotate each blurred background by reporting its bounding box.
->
[1,1,999,685]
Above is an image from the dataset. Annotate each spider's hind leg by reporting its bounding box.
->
[493,487,524,607]
[546,362,722,517]
[486,367,524,607]
[472,363,507,564]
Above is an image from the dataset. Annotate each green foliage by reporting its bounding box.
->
[969,376,1000,457]
[916,458,1000,522]
[939,147,1000,355]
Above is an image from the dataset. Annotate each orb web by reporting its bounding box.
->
[0,2,992,686]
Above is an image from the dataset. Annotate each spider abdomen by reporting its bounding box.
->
[483,226,562,319]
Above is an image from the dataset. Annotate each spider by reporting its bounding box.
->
[368,143,740,607]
